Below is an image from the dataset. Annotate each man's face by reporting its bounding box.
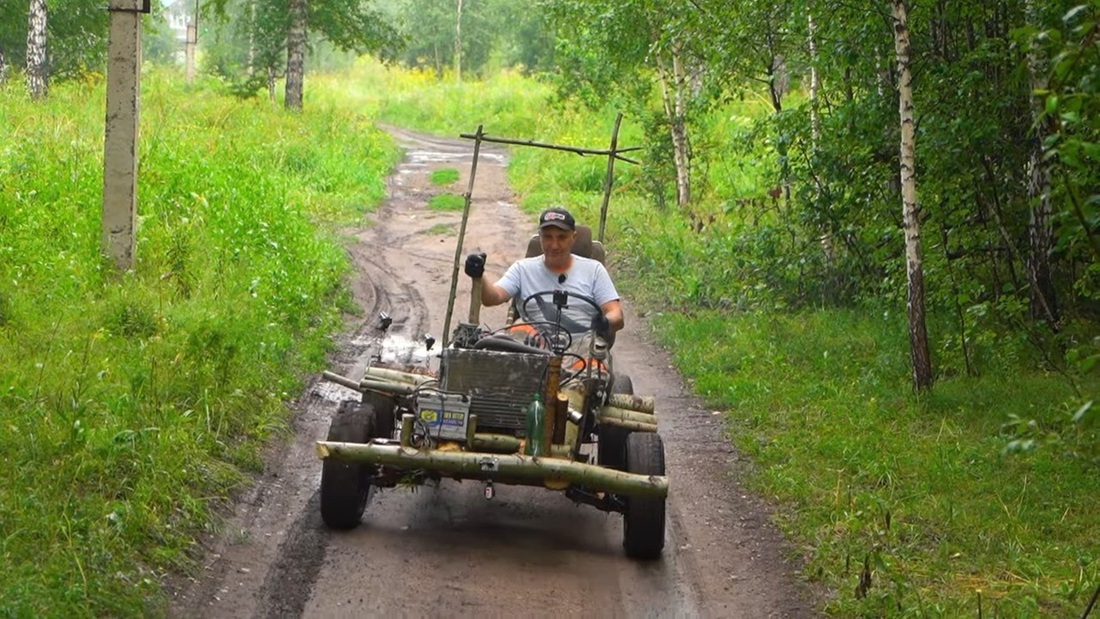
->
[539,227,576,263]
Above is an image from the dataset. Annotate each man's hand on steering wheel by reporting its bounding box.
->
[591,312,611,339]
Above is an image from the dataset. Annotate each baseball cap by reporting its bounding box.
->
[538,206,576,231]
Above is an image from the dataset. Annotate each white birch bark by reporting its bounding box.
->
[655,43,692,209]
[455,0,463,82]
[26,0,49,100]
[1025,0,1059,325]
[893,0,933,390]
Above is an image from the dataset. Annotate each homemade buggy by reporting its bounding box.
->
[315,124,668,559]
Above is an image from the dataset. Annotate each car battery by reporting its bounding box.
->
[416,392,472,441]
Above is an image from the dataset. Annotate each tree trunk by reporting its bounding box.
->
[267,66,276,102]
[26,0,48,100]
[767,54,788,114]
[1025,0,1059,327]
[284,0,307,110]
[0,47,8,84]
[893,0,933,392]
[655,43,691,209]
[808,10,837,303]
[454,0,463,82]
[808,14,821,145]
[247,0,256,76]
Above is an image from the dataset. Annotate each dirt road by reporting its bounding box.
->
[169,127,816,618]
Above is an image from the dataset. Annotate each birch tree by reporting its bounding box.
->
[284,0,306,110]
[454,0,463,81]
[893,0,933,391]
[1025,0,1059,327]
[25,0,48,99]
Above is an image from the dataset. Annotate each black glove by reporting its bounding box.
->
[591,312,611,338]
[464,252,486,278]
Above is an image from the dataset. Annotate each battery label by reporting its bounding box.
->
[417,394,471,440]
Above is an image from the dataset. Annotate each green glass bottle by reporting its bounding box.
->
[525,392,545,457]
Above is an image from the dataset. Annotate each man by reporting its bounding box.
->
[464,206,624,340]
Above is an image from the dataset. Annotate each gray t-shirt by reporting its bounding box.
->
[498,256,619,333]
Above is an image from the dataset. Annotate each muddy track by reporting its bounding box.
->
[168,127,818,618]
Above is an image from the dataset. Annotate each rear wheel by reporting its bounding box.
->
[622,432,666,560]
[598,373,633,469]
[320,400,377,530]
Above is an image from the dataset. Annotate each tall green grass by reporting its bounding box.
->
[323,66,1100,617]
[659,310,1098,617]
[0,70,398,616]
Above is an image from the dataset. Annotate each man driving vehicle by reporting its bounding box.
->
[463,206,624,341]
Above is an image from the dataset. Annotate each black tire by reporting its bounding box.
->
[622,432,666,560]
[597,373,633,469]
[320,400,375,530]
[362,391,396,439]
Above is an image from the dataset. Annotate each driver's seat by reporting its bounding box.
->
[524,225,606,264]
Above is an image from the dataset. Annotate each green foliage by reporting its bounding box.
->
[386,0,554,77]
[202,0,401,99]
[313,57,556,139]
[0,0,109,82]
[1040,4,1100,269]
[0,68,398,615]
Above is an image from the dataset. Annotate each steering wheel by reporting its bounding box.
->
[519,290,603,350]
[492,320,573,352]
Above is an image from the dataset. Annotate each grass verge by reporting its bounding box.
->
[0,69,399,616]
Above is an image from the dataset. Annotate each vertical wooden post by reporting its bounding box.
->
[103,0,144,272]
[442,125,484,349]
[597,113,623,244]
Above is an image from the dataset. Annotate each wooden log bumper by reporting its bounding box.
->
[606,393,656,414]
[598,405,658,426]
[363,366,435,386]
[597,417,658,433]
[321,371,424,395]
[316,441,669,498]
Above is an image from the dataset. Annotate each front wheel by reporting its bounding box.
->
[320,400,376,530]
[622,432,666,560]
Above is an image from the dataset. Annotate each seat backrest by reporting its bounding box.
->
[524,225,605,264]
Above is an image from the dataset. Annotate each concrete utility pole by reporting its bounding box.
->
[185,20,197,81]
[185,0,198,82]
[102,0,146,272]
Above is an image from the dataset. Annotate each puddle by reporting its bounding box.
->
[406,150,506,165]
[379,333,434,366]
